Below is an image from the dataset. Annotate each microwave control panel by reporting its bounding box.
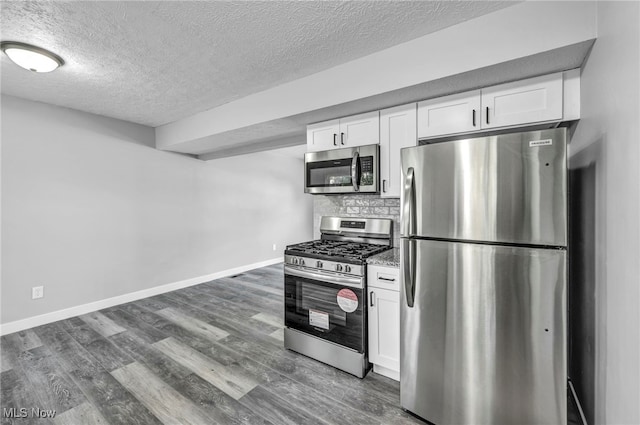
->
[360,156,374,185]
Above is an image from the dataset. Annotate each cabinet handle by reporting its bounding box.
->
[486,106,490,125]
[472,109,476,127]
[379,277,396,282]
[340,132,345,145]
[370,291,375,307]
[382,179,387,193]
[333,134,337,146]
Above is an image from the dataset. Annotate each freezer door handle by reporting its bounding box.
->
[402,167,416,237]
[402,239,416,308]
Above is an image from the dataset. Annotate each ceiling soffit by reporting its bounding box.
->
[155,1,597,158]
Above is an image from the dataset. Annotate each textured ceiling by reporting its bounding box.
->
[0,1,515,127]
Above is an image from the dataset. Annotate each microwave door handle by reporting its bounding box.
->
[351,151,360,192]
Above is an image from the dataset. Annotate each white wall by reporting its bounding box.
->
[571,1,640,424]
[0,95,312,327]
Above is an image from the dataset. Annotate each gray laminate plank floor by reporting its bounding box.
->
[1,263,424,425]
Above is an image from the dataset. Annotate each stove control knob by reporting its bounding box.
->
[336,264,343,272]
[299,258,305,266]
[345,265,351,273]
[292,258,298,265]
[317,260,323,268]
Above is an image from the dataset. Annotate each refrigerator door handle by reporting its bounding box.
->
[402,167,416,237]
[402,238,416,308]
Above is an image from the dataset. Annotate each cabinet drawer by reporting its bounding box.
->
[368,265,399,290]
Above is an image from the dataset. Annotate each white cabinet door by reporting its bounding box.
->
[380,103,417,198]
[338,111,380,148]
[417,90,481,139]
[307,119,340,152]
[481,72,563,129]
[368,286,400,379]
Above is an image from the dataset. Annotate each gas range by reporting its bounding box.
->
[283,216,393,378]
[285,239,390,277]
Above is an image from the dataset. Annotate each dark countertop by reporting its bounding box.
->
[367,247,400,268]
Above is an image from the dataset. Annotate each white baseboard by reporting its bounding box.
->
[0,257,283,336]
[372,363,400,381]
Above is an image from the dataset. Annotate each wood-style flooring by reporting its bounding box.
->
[1,264,425,425]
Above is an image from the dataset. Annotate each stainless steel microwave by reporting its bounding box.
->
[304,144,379,194]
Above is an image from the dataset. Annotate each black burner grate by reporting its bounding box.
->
[286,240,389,262]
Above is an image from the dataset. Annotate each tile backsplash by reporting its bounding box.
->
[313,195,400,247]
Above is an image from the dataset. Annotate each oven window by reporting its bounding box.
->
[306,158,353,187]
[285,274,365,352]
[301,284,347,327]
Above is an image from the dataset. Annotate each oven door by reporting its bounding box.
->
[304,144,379,194]
[284,267,366,353]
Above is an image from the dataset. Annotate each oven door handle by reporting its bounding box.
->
[285,266,364,289]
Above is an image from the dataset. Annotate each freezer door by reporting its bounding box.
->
[400,239,566,425]
[401,128,567,246]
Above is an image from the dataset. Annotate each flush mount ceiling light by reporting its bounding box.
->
[1,41,64,73]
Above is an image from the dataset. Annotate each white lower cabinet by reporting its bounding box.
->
[368,265,400,381]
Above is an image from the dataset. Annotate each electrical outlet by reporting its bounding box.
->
[272,243,277,251]
[32,286,44,299]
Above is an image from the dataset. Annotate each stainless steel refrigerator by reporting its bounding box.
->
[400,128,567,425]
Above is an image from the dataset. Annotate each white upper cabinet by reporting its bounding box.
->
[417,90,481,138]
[307,111,379,152]
[481,73,563,129]
[306,119,340,152]
[380,103,417,198]
[417,71,574,140]
[307,70,578,184]
[339,111,380,148]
